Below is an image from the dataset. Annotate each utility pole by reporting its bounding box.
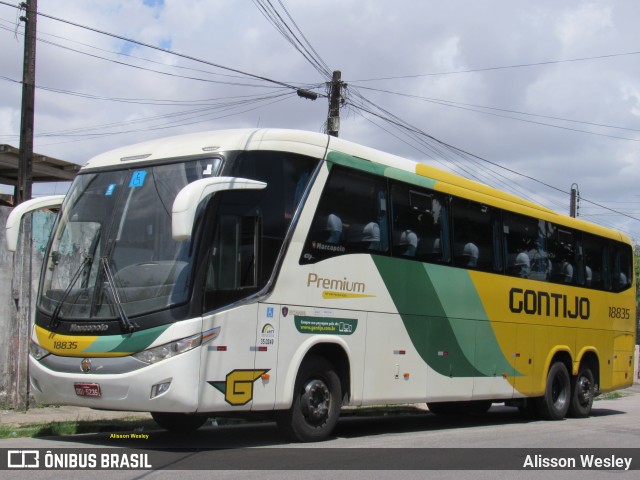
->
[7,0,38,411]
[327,70,344,137]
[17,0,38,205]
[570,183,579,218]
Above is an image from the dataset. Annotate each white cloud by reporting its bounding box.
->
[1,0,639,240]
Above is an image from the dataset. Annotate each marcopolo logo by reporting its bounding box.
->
[69,323,109,333]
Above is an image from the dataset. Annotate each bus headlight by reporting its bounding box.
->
[29,339,50,360]
[132,333,202,365]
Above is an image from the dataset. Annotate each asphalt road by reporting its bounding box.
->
[1,387,639,480]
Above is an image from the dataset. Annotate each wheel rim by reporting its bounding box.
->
[300,378,331,425]
[576,374,593,407]
[551,374,568,410]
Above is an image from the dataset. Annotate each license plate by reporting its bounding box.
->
[74,383,101,398]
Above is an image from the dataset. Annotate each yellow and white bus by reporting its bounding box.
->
[8,129,636,441]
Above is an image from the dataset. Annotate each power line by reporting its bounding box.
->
[0,72,312,108]
[35,93,298,148]
[0,0,310,92]
[0,87,297,140]
[349,50,640,83]
[252,0,331,79]
[0,16,255,83]
[345,90,640,225]
[346,89,562,209]
[356,86,640,142]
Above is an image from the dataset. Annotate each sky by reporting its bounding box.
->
[1,0,640,242]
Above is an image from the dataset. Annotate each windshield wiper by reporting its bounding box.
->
[48,255,93,330]
[100,257,137,333]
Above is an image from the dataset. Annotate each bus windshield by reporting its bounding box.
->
[39,158,220,323]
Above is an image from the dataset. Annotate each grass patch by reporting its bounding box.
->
[595,391,628,401]
[0,417,158,439]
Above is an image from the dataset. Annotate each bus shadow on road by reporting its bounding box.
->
[32,403,626,450]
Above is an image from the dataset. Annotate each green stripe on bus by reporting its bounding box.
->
[326,151,437,190]
[82,324,170,353]
[326,151,386,175]
[372,256,519,378]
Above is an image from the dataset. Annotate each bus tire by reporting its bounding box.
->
[279,355,342,442]
[568,367,595,418]
[151,412,207,432]
[536,362,571,420]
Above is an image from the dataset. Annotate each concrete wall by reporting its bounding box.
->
[0,206,14,406]
[0,206,54,408]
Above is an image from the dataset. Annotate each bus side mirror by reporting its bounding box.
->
[172,177,266,241]
[6,195,66,252]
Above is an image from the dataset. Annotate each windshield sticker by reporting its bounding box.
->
[129,170,147,188]
[105,184,116,196]
[203,164,213,176]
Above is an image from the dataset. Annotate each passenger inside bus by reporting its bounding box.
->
[560,248,574,283]
[463,242,479,267]
[514,251,531,278]
[528,238,551,281]
[395,229,418,257]
[346,222,381,250]
[325,213,343,244]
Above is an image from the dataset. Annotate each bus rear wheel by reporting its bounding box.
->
[536,362,571,420]
[151,412,208,432]
[278,356,342,442]
[568,367,595,418]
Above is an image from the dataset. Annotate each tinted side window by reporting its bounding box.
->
[390,183,450,263]
[301,166,388,264]
[451,198,498,272]
[546,224,577,285]
[503,213,549,280]
[611,242,633,292]
[581,233,609,290]
[204,151,317,311]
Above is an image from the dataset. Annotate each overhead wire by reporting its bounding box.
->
[36,92,299,147]
[252,0,332,79]
[0,86,297,140]
[349,50,640,82]
[355,86,640,142]
[347,88,554,205]
[346,88,640,224]
[0,0,311,92]
[2,2,638,232]
[0,16,258,83]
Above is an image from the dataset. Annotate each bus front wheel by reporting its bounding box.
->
[151,412,208,432]
[536,362,571,420]
[278,355,342,442]
[568,367,595,418]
